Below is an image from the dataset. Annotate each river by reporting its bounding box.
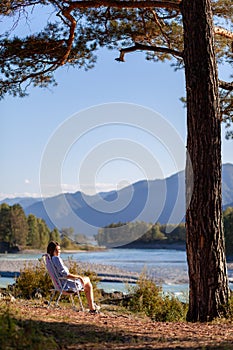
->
[1,248,232,298]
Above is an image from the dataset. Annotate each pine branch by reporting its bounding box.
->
[115,42,183,61]
[214,27,233,40]
[59,8,77,65]
[219,80,233,91]
[67,0,181,11]
[214,26,233,52]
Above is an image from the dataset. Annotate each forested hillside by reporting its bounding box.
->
[0,203,65,251]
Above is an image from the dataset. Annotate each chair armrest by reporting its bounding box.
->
[58,277,82,282]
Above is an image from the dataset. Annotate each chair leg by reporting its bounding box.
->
[47,288,84,311]
[55,292,63,307]
[48,290,56,307]
[77,291,84,311]
[70,294,78,311]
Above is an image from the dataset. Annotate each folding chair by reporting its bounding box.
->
[42,253,84,311]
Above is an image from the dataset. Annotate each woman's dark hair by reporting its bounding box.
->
[47,241,60,257]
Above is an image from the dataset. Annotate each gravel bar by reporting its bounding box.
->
[0,259,140,283]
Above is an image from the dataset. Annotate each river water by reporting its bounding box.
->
[1,248,232,298]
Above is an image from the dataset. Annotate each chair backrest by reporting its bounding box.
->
[42,253,62,291]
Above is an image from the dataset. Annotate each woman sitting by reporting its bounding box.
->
[47,240,100,314]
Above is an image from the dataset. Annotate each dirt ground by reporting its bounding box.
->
[4,300,233,350]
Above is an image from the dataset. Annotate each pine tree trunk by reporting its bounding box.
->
[181,0,230,321]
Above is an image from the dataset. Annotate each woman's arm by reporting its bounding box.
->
[66,272,84,285]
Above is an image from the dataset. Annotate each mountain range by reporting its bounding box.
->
[1,163,233,236]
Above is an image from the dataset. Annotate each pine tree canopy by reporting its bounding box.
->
[0,0,232,130]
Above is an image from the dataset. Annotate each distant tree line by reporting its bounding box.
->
[94,221,186,248]
[95,221,150,248]
[0,203,84,251]
[95,208,233,258]
[0,203,60,250]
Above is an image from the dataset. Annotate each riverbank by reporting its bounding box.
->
[118,241,186,250]
[0,258,140,283]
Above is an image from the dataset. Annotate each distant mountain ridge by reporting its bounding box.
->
[0,197,41,208]
[1,163,233,236]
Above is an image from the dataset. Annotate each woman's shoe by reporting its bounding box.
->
[89,304,100,314]
[89,309,99,314]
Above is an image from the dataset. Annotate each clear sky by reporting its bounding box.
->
[1,45,232,200]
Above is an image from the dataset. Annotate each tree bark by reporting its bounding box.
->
[181,0,230,321]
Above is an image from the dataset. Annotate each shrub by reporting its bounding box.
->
[14,260,52,299]
[155,294,188,322]
[127,273,187,321]
[226,291,233,320]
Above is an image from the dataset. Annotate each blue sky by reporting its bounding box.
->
[1,45,232,200]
